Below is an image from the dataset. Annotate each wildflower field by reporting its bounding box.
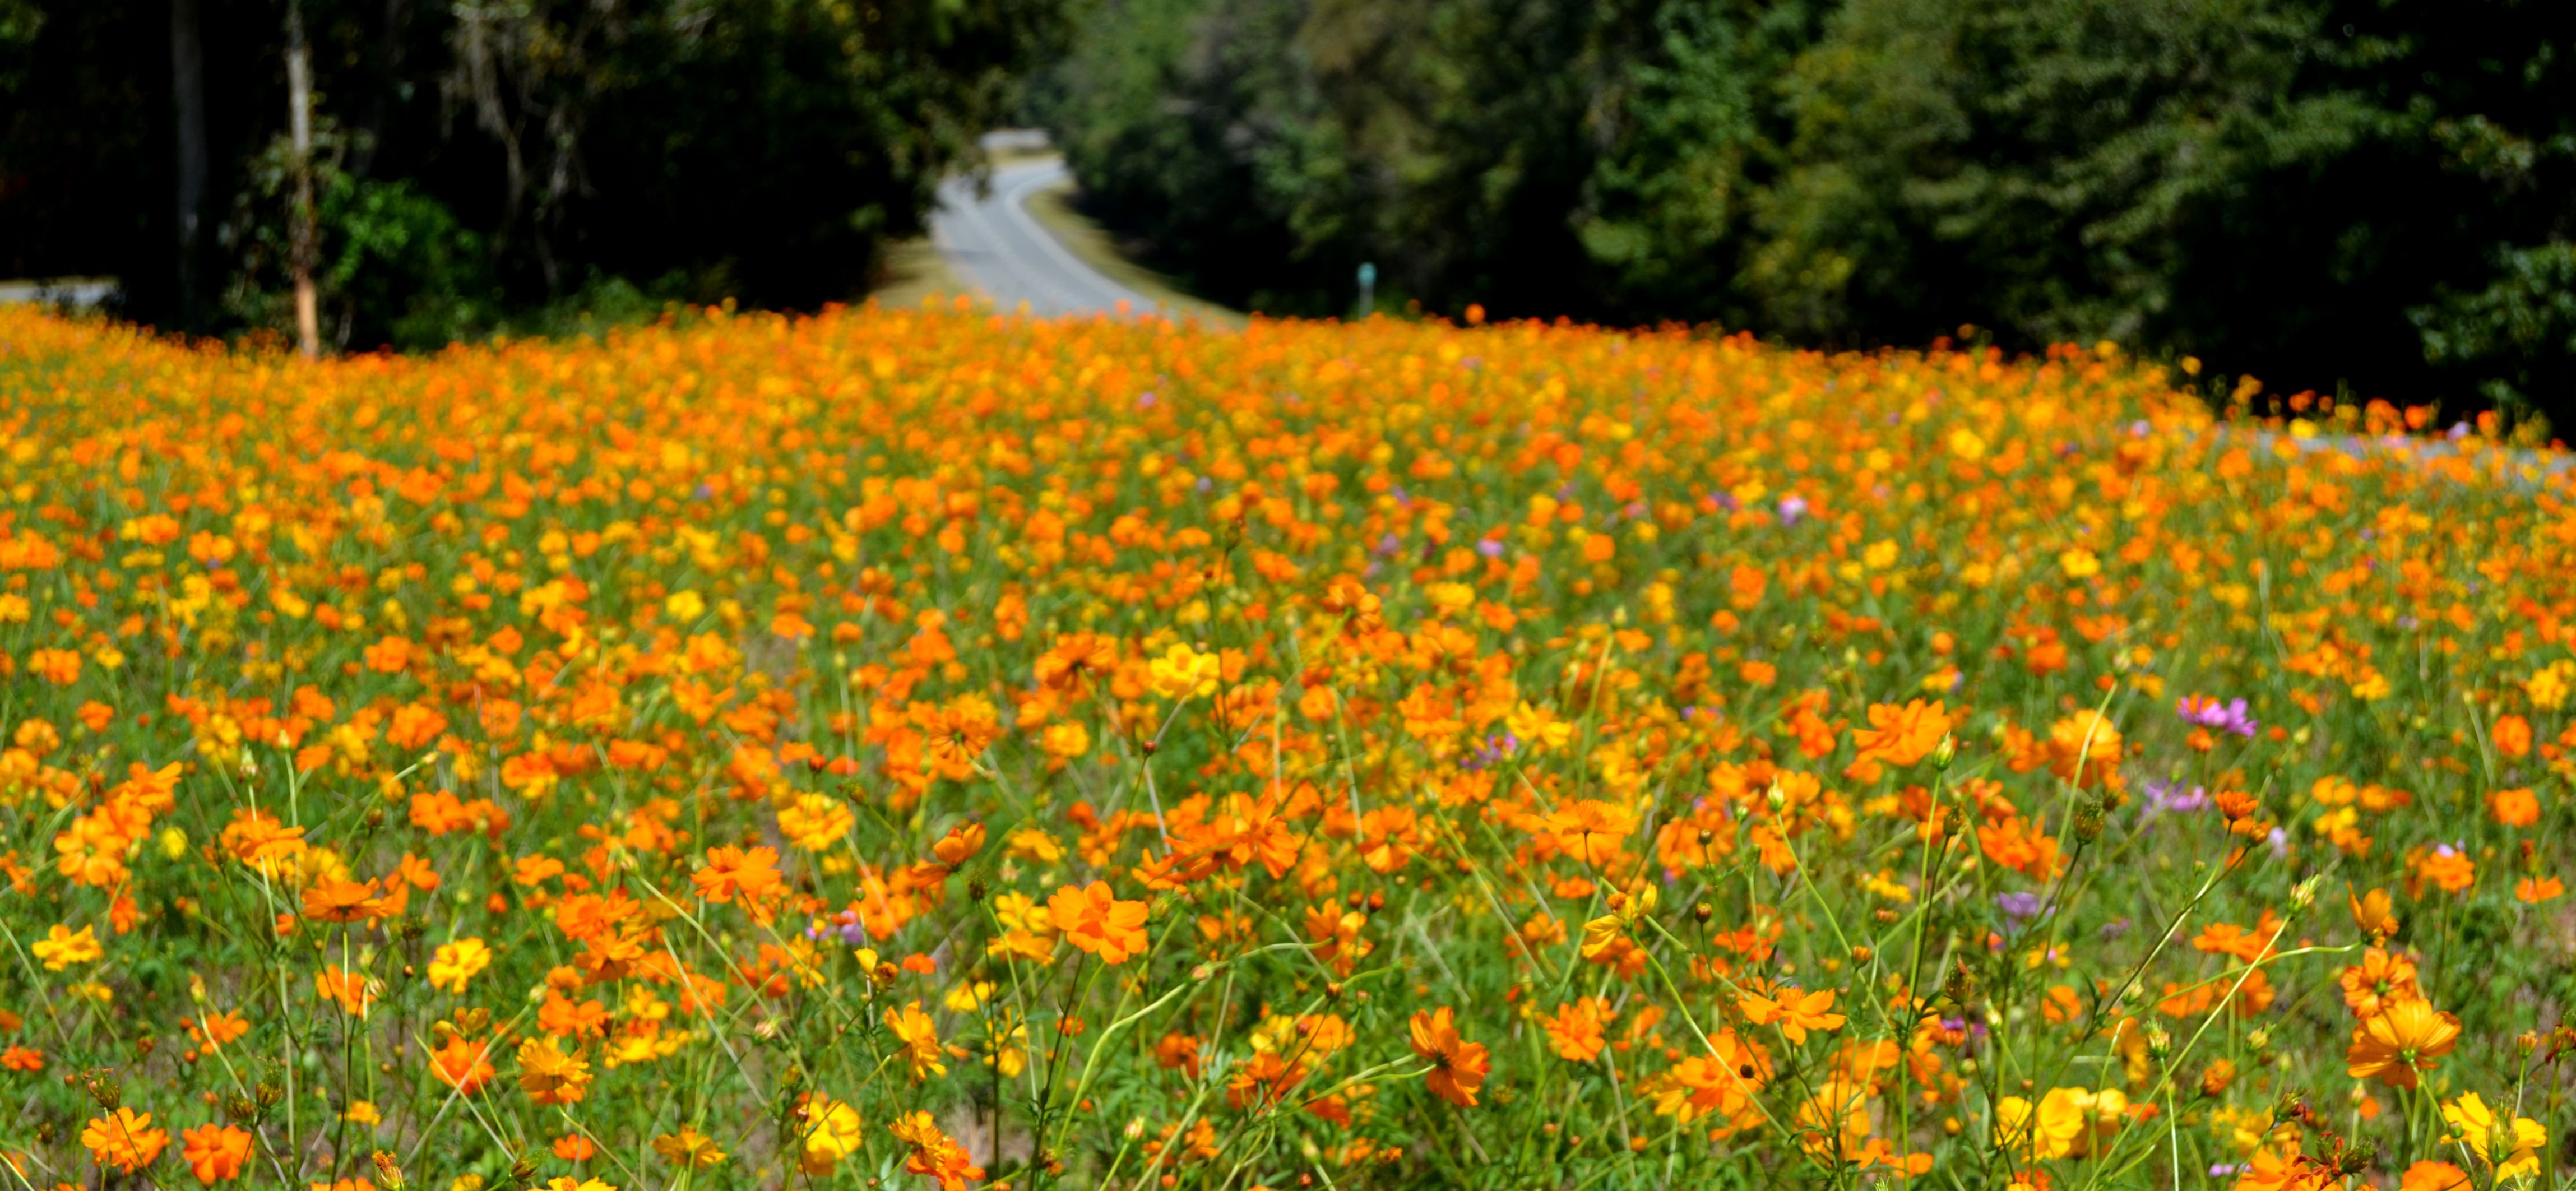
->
[1,301,2571,1191]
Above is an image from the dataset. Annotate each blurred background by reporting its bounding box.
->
[1,0,2569,428]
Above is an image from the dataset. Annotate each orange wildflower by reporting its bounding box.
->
[180,1123,252,1183]
[1408,1007,1490,1107]
[429,1034,498,1095]
[82,1108,168,1173]
[2345,997,2461,1088]
[1541,998,1610,1062]
[889,1110,985,1190]
[1045,881,1150,965]
[691,844,784,905]
[1740,986,1846,1045]
[1851,699,1949,768]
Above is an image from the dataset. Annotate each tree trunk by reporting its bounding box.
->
[286,0,319,358]
[170,0,208,330]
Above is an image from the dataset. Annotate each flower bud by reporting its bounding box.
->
[1942,961,1975,1007]
[1932,734,1957,771]
[84,1069,122,1110]
[2072,795,2105,842]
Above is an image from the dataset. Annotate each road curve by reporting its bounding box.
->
[930,157,1162,318]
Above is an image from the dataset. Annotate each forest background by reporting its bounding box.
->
[2,0,2570,428]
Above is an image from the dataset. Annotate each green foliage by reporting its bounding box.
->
[2412,240,2576,430]
[1,0,1069,346]
[221,123,502,351]
[1041,0,2576,422]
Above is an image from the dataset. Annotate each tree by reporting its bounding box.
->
[0,0,1069,347]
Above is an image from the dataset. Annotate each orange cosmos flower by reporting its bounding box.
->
[931,823,986,866]
[2338,949,2419,1020]
[691,845,783,905]
[2516,875,2565,903]
[1034,633,1118,690]
[884,1000,947,1081]
[429,1034,498,1095]
[1408,1007,1490,1107]
[1740,986,1846,1045]
[1045,881,1150,965]
[82,1107,168,1173]
[2398,1161,2474,1191]
[516,1036,593,1105]
[1851,699,1949,768]
[889,1111,985,1190]
[2348,886,2398,940]
[314,967,372,1016]
[2492,713,2532,758]
[1541,998,1610,1062]
[185,1010,250,1050]
[923,701,1002,771]
[2345,997,2461,1088]
[2412,846,2476,893]
[1545,799,1636,866]
[180,1123,252,1183]
[299,877,390,923]
[2488,787,2539,828]
[1658,1030,1772,1121]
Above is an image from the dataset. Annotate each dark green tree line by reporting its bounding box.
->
[2,0,1065,350]
[1037,0,2576,425]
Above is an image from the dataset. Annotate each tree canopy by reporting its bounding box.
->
[1037,0,2576,424]
[1,0,1064,349]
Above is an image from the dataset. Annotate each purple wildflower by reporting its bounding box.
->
[2176,695,2257,738]
[1996,892,2047,923]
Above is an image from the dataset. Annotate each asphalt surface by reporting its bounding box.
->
[930,157,1161,318]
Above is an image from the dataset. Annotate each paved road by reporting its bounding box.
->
[930,156,1161,318]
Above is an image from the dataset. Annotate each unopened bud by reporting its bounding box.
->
[2145,1027,2173,1061]
[1932,734,1957,771]
[372,1151,407,1191]
[2290,875,2321,910]
[84,1070,122,1110]
[1765,781,1787,813]
[1942,961,1975,1006]
[2072,795,2105,842]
